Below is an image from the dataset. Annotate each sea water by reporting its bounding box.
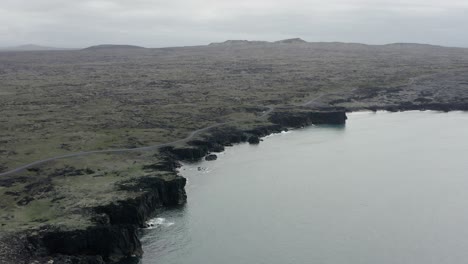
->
[140,111,468,264]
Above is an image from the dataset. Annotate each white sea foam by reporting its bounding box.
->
[146,217,175,229]
[262,130,291,139]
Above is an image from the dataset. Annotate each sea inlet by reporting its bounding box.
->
[140,111,468,264]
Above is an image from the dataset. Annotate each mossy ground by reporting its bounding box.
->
[0,151,169,232]
[1,43,468,234]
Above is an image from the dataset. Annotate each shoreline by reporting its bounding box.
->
[142,109,468,264]
[2,40,468,263]
[3,98,468,178]
[1,108,346,263]
[3,105,468,263]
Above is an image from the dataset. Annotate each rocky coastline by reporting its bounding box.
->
[9,175,187,264]
[346,102,468,113]
[164,110,347,162]
[5,104,467,263]
[4,110,346,264]
[2,40,468,264]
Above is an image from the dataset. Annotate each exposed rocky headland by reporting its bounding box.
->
[0,108,347,264]
[1,39,468,263]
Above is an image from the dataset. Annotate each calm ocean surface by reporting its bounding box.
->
[140,111,468,264]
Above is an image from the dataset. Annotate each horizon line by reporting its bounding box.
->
[1,39,468,50]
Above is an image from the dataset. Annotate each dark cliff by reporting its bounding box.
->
[269,111,347,127]
[42,225,141,263]
[165,110,347,162]
[32,176,187,263]
[23,110,346,263]
[96,177,187,227]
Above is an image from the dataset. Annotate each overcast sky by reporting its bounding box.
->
[1,0,468,48]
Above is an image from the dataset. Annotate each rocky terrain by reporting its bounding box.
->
[1,39,468,263]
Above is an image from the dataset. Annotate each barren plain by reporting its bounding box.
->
[1,40,468,263]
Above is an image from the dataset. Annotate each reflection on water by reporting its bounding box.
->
[140,111,468,264]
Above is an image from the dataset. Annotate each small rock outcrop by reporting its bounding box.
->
[205,154,218,161]
[163,146,209,162]
[248,136,260,144]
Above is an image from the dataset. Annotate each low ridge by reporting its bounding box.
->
[83,44,146,50]
[274,38,307,44]
[209,40,269,46]
[209,38,307,46]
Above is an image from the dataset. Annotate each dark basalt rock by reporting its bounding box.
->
[96,176,187,227]
[384,102,468,112]
[188,140,225,152]
[0,176,29,187]
[50,255,106,264]
[26,110,347,263]
[0,164,7,173]
[142,157,180,172]
[163,111,347,163]
[34,176,187,263]
[203,127,248,146]
[245,125,283,137]
[17,196,34,206]
[269,111,347,128]
[42,225,141,263]
[166,147,209,162]
[49,166,95,177]
[205,154,218,161]
[248,136,260,144]
[210,144,225,152]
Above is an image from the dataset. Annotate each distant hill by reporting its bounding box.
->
[206,39,465,51]
[209,40,269,46]
[274,38,307,44]
[383,43,445,49]
[0,44,74,51]
[209,38,308,46]
[83,44,146,50]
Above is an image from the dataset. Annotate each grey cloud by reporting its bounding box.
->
[1,0,467,48]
